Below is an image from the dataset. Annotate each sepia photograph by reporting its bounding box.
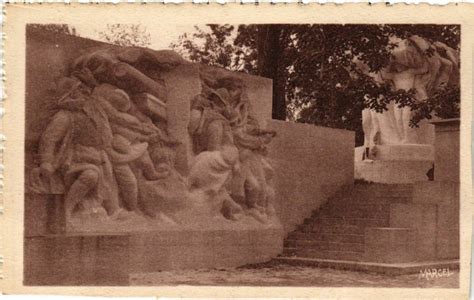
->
[1,4,472,298]
[22,22,461,288]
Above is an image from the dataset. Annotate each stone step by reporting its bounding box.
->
[311,203,391,219]
[326,196,411,206]
[311,217,389,227]
[299,224,365,235]
[323,203,391,211]
[284,239,365,252]
[287,232,365,244]
[326,185,413,203]
[319,206,390,219]
[352,183,413,191]
[351,188,414,195]
[349,191,413,199]
[283,247,364,261]
[341,194,412,201]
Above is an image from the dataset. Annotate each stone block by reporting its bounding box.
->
[436,203,459,259]
[24,193,51,237]
[436,229,460,259]
[160,63,201,175]
[391,191,459,261]
[431,119,460,183]
[437,203,460,232]
[412,181,460,205]
[354,143,435,184]
[24,234,131,286]
[355,160,433,184]
[354,144,434,162]
[390,203,438,260]
[364,228,416,263]
[24,227,284,285]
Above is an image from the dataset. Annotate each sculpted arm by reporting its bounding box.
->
[234,130,265,150]
[39,111,71,166]
[207,121,224,151]
[98,98,145,131]
[111,123,151,142]
[189,95,210,135]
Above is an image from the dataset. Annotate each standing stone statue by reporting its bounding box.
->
[354,35,458,183]
[359,35,459,159]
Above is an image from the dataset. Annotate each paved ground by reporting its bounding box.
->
[130,261,458,288]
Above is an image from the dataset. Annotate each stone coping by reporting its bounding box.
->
[430,118,460,125]
[355,144,434,162]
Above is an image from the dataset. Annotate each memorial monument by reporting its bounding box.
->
[23,36,287,284]
[28,46,279,231]
[354,36,459,183]
[21,26,354,285]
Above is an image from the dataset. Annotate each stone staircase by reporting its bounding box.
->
[281,184,413,262]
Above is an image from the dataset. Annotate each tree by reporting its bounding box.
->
[98,24,151,48]
[172,24,290,120]
[171,25,259,73]
[171,24,460,145]
[255,25,289,120]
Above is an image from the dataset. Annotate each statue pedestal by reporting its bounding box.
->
[24,225,284,285]
[354,144,434,184]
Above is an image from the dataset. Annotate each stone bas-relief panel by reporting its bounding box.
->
[25,30,281,234]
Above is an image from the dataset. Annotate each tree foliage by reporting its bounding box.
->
[171,25,257,72]
[171,24,460,145]
[98,24,151,48]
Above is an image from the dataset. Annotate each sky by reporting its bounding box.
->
[73,23,203,51]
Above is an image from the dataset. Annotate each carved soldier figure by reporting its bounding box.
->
[188,88,244,220]
[224,80,277,222]
[92,84,165,212]
[30,77,126,225]
[231,115,276,220]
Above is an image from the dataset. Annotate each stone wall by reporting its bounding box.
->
[431,119,460,182]
[267,120,355,234]
[389,181,459,261]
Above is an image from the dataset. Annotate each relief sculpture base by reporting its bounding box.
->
[354,144,434,184]
[25,224,283,285]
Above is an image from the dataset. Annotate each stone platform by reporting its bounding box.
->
[354,144,434,184]
[275,257,459,276]
[24,225,283,285]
